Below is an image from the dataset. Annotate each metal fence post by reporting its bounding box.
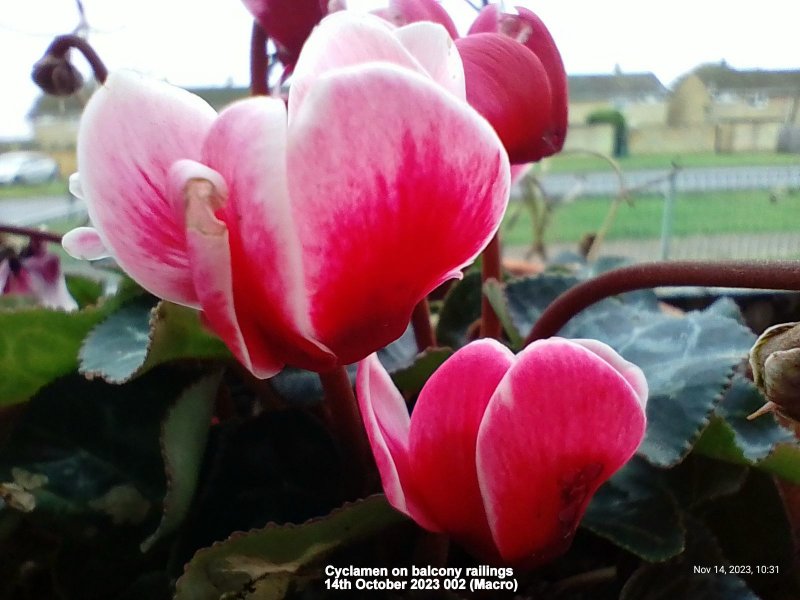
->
[660,168,678,260]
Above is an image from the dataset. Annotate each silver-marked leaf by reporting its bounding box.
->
[174,495,406,600]
[141,371,221,552]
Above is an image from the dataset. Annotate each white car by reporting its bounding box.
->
[0,151,60,185]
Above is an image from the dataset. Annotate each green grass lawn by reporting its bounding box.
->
[502,189,800,245]
[538,151,800,174]
[0,180,70,200]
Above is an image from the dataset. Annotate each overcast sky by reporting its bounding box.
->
[1,0,797,140]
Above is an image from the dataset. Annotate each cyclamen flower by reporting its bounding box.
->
[63,13,510,378]
[358,338,647,566]
[384,0,568,163]
[240,0,331,71]
[0,242,77,311]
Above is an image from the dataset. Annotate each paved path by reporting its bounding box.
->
[0,196,86,226]
[539,164,800,197]
[506,232,800,263]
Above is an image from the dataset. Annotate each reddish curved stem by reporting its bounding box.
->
[525,260,800,344]
[44,34,107,83]
[0,224,62,245]
[411,298,436,352]
[480,233,502,338]
[249,21,269,96]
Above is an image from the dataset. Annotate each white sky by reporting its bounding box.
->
[1,0,797,140]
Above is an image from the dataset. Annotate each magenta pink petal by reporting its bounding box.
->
[570,338,649,409]
[288,63,509,363]
[408,339,514,559]
[513,7,568,153]
[241,0,326,67]
[77,71,216,306]
[388,0,458,39]
[201,98,335,372]
[476,338,647,565]
[467,3,501,35]
[356,354,441,532]
[170,160,285,379]
[456,33,554,164]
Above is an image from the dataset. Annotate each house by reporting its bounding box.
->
[567,68,670,127]
[27,82,250,173]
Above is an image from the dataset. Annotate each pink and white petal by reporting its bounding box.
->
[62,227,111,260]
[456,33,554,164]
[570,338,649,409]
[288,12,420,120]
[78,70,216,306]
[68,172,83,200]
[202,98,335,371]
[477,338,647,566]
[388,0,458,39]
[170,162,285,379]
[408,339,514,559]
[288,64,509,364]
[394,21,465,100]
[19,253,77,311]
[356,354,441,531]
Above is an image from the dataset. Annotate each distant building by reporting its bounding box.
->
[27,82,249,152]
[567,67,670,127]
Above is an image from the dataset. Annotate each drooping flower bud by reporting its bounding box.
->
[748,322,800,422]
[31,52,84,96]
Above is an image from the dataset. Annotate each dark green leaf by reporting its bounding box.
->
[64,274,105,309]
[564,303,755,467]
[504,273,578,336]
[583,458,685,561]
[0,372,199,529]
[666,455,748,510]
[174,495,406,600]
[619,517,758,600]
[0,285,139,407]
[703,470,798,598]
[141,371,221,552]
[482,278,523,348]
[436,270,481,348]
[694,377,800,484]
[80,300,230,384]
[390,348,453,396]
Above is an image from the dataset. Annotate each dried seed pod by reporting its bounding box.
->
[748,322,800,421]
[31,52,84,96]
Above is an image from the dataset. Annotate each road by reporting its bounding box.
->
[538,164,800,197]
[0,195,87,226]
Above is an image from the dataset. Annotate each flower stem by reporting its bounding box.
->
[480,233,502,339]
[0,225,62,245]
[249,22,269,96]
[525,260,800,344]
[319,366,372,494]
[411,298,436,352]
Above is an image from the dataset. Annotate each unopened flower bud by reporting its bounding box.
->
[32,53,84,96]
[748,322,800,421]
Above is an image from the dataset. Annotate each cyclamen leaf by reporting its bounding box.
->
[619,517,758,600]
[436,270,482,348]
[482,278,523,348]
[0,285,140,407]
[693,382,800,484]
[390,347,453,396]
[80,299,230,384]
[174,495,406,600]
[141,371,221,552]
[583,457,685,562]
